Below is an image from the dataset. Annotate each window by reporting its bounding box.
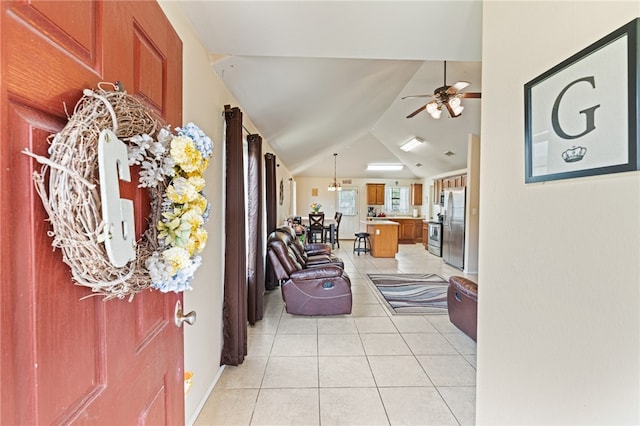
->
[384,186,410,214]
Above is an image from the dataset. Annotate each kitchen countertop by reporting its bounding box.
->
[366,216,425,220]
[360,220,399,226]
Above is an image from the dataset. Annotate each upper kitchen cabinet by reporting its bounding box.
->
[434,174,467,191]
[434,179,442,204]
[366,183,385,205]
[410,183,422,205]
[433,174,467,206]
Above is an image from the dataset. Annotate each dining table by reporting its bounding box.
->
[300,216,336,248]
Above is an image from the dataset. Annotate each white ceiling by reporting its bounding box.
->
[177,1,483,179]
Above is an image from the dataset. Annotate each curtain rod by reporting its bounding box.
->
[222,108,253,135]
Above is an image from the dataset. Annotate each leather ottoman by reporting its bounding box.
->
[447,276,478,341]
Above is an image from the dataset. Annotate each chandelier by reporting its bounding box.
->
[328,153,342,192]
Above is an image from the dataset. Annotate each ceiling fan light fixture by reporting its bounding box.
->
[400,137,424,152]
[444,97,464,117]
[404,61,480,120]
[328,153,342,191]
[426,102,441,119]
[449,97,464,116]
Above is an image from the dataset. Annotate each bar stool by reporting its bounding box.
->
[353,232,371,256]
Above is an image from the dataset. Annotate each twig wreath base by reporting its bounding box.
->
[23,83,211,300]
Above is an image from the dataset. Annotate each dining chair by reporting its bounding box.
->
[324,212,343,248]
[307,213,325,243]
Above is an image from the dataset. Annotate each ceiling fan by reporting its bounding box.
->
[403,61,481,119]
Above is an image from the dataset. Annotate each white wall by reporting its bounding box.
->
[478,2,640,424]
[158,3,291,423]
[274,159,296,227]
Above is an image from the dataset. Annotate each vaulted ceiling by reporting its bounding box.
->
[178,1,483,179]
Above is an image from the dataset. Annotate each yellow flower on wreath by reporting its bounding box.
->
[171,135,203,173]
[183,159,208,179]
[185,228,208,255]
[166,177,199,204]
[187,175,205,192]
[182,208,204,231]
[187,194,208,216]
[162,247,191,274]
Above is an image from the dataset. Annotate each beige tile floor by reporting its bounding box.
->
[195,240,478,426]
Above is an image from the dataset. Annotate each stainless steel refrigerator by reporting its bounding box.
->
[442,187,466,270]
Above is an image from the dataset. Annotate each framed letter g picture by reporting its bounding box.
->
[524,18,639,183]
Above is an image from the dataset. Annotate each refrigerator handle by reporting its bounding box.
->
[445,192,452,226]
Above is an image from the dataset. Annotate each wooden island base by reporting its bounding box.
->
[363,220,399,258]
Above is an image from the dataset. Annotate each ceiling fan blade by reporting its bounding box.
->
[406,104,427,119]
[401,94,433,100]
[461,92,482,98]
[450,81,470,92]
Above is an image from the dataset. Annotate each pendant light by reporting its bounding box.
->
[328,153,342,192]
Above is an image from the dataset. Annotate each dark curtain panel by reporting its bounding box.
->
[246,134,264,325]
[264,153,277,290]
[221,105,247,366]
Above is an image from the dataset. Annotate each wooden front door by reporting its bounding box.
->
[1,1,185,424]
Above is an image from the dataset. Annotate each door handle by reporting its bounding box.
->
[174,301,196,328]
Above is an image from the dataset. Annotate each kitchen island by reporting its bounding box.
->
[365,216,425,243]
[361,220,399,258]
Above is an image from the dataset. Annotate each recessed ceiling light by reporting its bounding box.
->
[400,137,424,152]
[367,164,404,171]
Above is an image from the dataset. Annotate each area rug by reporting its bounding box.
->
[367,273,449,314]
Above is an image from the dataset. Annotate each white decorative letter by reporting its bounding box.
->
[98,129,136,267]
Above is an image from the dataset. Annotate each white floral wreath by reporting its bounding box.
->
[23,83,212,300]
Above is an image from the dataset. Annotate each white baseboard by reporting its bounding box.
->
[186,365,226,426]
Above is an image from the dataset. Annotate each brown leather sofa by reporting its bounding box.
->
[267,231,352,315]
[447,276,478,341]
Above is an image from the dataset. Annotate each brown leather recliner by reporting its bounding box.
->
[276,226,344,269]
[278,225,331,257]
[267,233,352,316]
[447,276,478,341]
